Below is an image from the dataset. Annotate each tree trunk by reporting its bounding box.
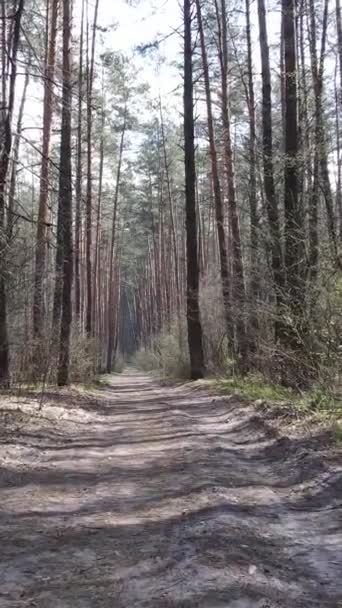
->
[159,100,182,329]
[1,2,6,110]
[93,66,105,337]
[74,0,84,322]
[257,0,284,341]
[335,58,342,238]
[85,0,100,336]
[106,110,126,373]
[309,0,339,269]
[245,0,259,351]
[283,0,305,351]
[196,0,233,349]
[298,0,312,217]
[7,63,30,243]
[215,0,246,362]
[0,0,25,386]
[336,0,342,110]
[183,0,205,379]
[57,0,73,386]
[33,0,59,338]
[307,0,320,283]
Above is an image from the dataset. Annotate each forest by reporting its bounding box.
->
[0,0,341,392]
[0,1,342,605]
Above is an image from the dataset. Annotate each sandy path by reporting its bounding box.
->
[0,369,341,608]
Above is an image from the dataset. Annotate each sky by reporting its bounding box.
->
[17,0,286,183]
[13,0,340,196]
[77,0,183,103]
[20,0,183,139]
[21,0,283,121]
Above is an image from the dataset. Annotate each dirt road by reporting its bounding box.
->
[0,369,341,607]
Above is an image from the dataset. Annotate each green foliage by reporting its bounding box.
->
[156,331,190,378]
[132,321,190,379]
[307,389,337,412]
[211,374,342,434]
[131,349,160,373]
[211,374,294,402]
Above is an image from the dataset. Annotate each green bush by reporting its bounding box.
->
[132,320,190,379]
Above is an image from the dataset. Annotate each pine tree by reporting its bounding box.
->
[184,0,205,379]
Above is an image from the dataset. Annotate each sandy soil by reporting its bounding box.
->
[0,369,341,608]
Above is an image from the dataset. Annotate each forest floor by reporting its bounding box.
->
[0,369,341,608]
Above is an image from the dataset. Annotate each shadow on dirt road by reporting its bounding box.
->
[0,369,341,607]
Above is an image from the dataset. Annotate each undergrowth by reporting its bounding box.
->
[210,375,294,402]
[210,374,342,435]
[131,324,190,379]
[129,300,342,440]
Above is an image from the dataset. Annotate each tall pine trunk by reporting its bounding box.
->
[93,67,105,337]
[257,0,284,341]
[57,0,73,386]
[282,0,306,356]
[184,0,205,380]
[245,0,259,351]
[7,63,30,242]
[0,0,25,386]
[74,0,84,322]
[33,0,59,338]
[159,100,182,330]
[196,0,232,347]
[215,0,246,360]
[335,58,342,237]
[336,0,342,113]
[106,110,126,373]
[85,0,100,336]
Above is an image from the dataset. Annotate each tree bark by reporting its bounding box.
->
[159,100,182,329]
[85,0,100,336]
[257,0,284,341]
[336,0,342,110]
[57,0,73,386]
[7,62,30,243]
[0,0,25,386]
[308,0,339,271]
[215,0,246,361]
[183,0,205,379]
[93,65,105,336]
[74,0,84,322]
[335,58,342,238]
[245,0,259,350]
[106,109,126,373]
[283,0,305,350]
[33,0,59,338]
[196,0,232,344]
